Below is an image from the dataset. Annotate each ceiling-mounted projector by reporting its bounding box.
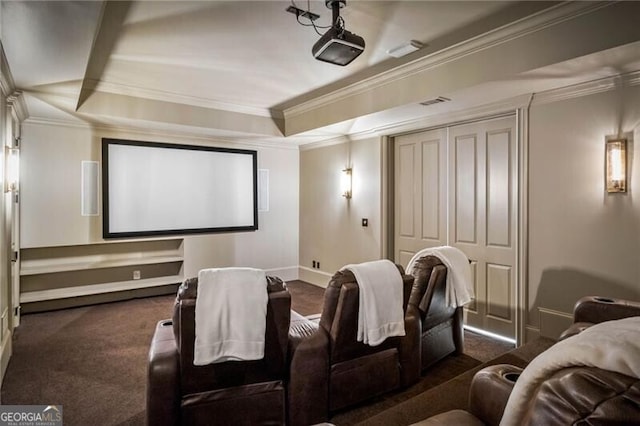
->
[312,0,364,66]
[312,26,365,66]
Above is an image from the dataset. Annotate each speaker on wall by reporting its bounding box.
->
[81,161,99,216]
[258,169,269,212]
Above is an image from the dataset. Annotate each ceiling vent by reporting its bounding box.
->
[419,96,451,107]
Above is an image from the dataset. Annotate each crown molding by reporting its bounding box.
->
[24,116,300,151]
[298,135,351,152]
[298,66,640,151]
[7,91,29,122]
[0,42,16,97]
[532,69,640,106]
[299,93,532,151]
[283,1,611,120]
[86,79,282,119]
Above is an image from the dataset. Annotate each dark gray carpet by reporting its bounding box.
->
[286,280,325,316]
[353,338,555,426]
[1,294,173,425]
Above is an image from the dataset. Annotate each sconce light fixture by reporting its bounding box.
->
[5,145,19,193]
[341,167,352,199]
[606,138,627,193]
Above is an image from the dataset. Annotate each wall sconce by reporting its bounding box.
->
[606,138,627,193]
[341,167,352,199]
[5,146,19,193]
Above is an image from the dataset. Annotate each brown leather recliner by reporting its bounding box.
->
[411,295,640,425]
[147,276,291,426]
[287,264,420,426]
[408,255,464,370]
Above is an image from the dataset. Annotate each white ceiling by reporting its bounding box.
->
[2,1,640,146]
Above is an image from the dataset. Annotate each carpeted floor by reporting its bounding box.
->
[0,281,550,426]
[1,294,172,425]
[351,338,555,426]
[286,279,325,316]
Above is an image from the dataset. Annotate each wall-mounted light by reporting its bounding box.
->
[341,167,352,199]
[5,145,20,193]
[606,138,627,193]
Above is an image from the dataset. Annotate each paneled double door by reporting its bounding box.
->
[394,116,517,339]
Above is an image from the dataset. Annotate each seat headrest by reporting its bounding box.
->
[176,275,286,302]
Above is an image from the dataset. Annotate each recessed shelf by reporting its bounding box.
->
[19,239,185,307]
[20,255,184,276]
[20,275,183,303]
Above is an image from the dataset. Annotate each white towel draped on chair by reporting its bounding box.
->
[341,259,405,346]
[194,267,268,365]
[406,246,474,308]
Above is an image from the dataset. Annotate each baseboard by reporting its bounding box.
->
[538,307,573,339]
[0,328,12,388]
[524,325,541,344]
[298,266,332,288]
[265,266,299,282]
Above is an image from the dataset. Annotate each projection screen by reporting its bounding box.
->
[102,139,258,238]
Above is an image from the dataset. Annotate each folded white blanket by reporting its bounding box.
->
[194,267,268,365]
[501,316,640,425]
[342,259,405,346]
[406,246,473,308]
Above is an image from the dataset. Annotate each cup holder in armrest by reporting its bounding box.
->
[503,372,520,383]
[160,320,173,327]
[594,297,615,303]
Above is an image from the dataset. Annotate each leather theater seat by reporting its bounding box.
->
[147,275,291,426]
[287,263,420,426]
[411,295,640,426]
[407,255,464,370]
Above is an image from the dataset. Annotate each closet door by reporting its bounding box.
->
[393,128,447,267]
[449,117,516,339]
[393,116,517,339]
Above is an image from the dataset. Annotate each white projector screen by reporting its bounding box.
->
[102,139,258,238]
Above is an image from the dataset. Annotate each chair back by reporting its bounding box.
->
[319,264,413,363]
[172,275,291,395]
[408,255,457,329]
[407,255,464,369]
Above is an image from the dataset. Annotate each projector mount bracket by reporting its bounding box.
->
[325,0,346,28]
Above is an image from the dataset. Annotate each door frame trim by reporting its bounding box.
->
[382,96,532,346]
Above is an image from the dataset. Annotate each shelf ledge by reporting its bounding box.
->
[20,256,184,276]
[20,275,183,303]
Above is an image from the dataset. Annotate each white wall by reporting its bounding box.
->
[299,137,383,286]
[20,122,299,278]
[527,83,640,339]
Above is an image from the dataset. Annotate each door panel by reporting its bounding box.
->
[453,134,477,244]
[398,144,416,238]
[394,116,517,340]
[394,129,447,261]
[421,141,440,240]
[450,118,516,339]
[486,129,511,247]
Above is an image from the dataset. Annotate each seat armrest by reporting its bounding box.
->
[399,304,422,387]
[468,364,523,426]
[287,325,330,426]
[147,320,180,426]
[572,296,640,324]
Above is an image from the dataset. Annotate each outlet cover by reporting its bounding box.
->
[133,270,141,280]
